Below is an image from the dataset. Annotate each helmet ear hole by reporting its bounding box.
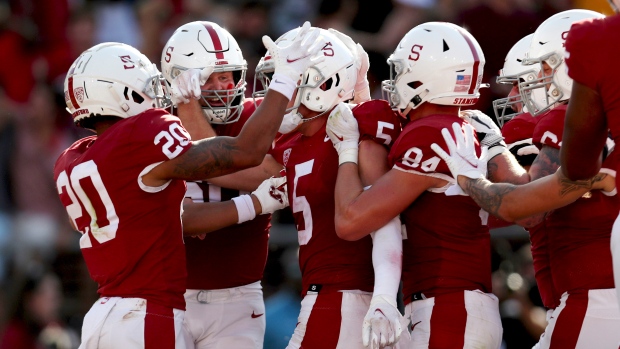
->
[131,91,145,104]
[408,81,423,89]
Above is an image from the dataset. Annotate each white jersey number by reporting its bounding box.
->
[293,159,314,245]
[154,123,191,159]
[56,160,119,248]
[401,147,440,172]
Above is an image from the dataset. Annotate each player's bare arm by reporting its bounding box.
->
[176,98,217,140]
[143,90,290,186]
[207,154,283,191]
[458,170,609,222]
[561,80,607,180]
[335,163,441,239]
[487,151,529,184]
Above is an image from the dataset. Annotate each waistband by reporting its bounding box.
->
[185,281,262,304]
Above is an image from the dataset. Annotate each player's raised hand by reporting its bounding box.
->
[262,21,325,98]
[362,295,408,349]
[460,109,507,159]
[169,66,215,105]
[327,29,370,103]
[431,123,487,181]
[252,176,289,214]
[326,102,360,165]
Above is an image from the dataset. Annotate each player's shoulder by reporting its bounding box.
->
[54,136,97,177]
[568,17,609,46]
[533,106,567,149]
[351,99,393,116]
[241,99,260,118]
[502,112,538,144]
[394,114,462,151]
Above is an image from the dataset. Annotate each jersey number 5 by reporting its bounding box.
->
[57,160,118,248]
[293,159,314,245]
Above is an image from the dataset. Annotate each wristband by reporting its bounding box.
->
[339,148,358,165]
[232,195,256,224]
[268,73,297,100]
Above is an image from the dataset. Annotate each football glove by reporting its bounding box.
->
[252,176,288,214]
[431,123,488,181]
[326,102,360,165]
[460,109,507,160]
[327,28,370,103]
[169,66,214,106]
[362,295,407,349]
[262,21,325,99]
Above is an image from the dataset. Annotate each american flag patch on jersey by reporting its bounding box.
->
[454,74,471,93]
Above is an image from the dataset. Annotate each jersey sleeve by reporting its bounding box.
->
[352,100,402,148]
[532,109,565,150]
[565,19,603,91]
[132,110,193,164]
[389,125,455,177]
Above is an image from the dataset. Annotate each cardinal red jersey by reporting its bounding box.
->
[566,15,620,191]
[184,100,271,290]
[533,106,618,295]
[54,109,191,310]
[388,114,492,302]
[352,100,402,148]
[502,112,538,146]
[529,222,560,309]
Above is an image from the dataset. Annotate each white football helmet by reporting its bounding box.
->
[254,27,356,132]
[517,9,604,116]
[64,42,169,129]
[382,22,485,115]
[493,34,536,126]
[161,21,247,124]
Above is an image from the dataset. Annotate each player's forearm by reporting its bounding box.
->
[561,81,607,180]
[458,170,607,222]
[176,99,217,140]
[334,163,369,240]
[235,90,289,164]
[207,155,283,191]
[182,201,240,236]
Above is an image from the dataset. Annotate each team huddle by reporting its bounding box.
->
[53,0,620,348]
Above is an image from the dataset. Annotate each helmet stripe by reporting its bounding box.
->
[68,76,80,109]
[203,23,225,59]
[455,28,480,95]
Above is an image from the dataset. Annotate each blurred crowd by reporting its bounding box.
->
[0,0,613,348]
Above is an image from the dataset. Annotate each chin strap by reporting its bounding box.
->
[402,89,429,115]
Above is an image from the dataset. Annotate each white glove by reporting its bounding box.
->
[326,102,359,165]
[262,21,325,99]
[169,66,214,106]
[460,109,507,159]
[327,29,370,103]
[251,176,288,214]
[431,123,488,181]
[362,295,407,349]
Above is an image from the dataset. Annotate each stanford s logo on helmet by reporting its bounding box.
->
[382,22,486,115]
[161,21,247,124]
[517,9,604,116]
[64,42,169,129]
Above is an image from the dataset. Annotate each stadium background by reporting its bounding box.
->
[0,0,613,348]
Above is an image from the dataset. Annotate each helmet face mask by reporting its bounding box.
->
[381,22,485,115]
[161,21,247,124]
[64,42,170,129]
[516,9,605,117]
[493,34,537,126]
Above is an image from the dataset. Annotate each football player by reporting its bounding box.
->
[253,27,407,348]
[433,9,620,348]
[493,34,562,315]
[54,23,325,349]
[560,0,620,308]
[160,21,284,349]
[327,22,504,348]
